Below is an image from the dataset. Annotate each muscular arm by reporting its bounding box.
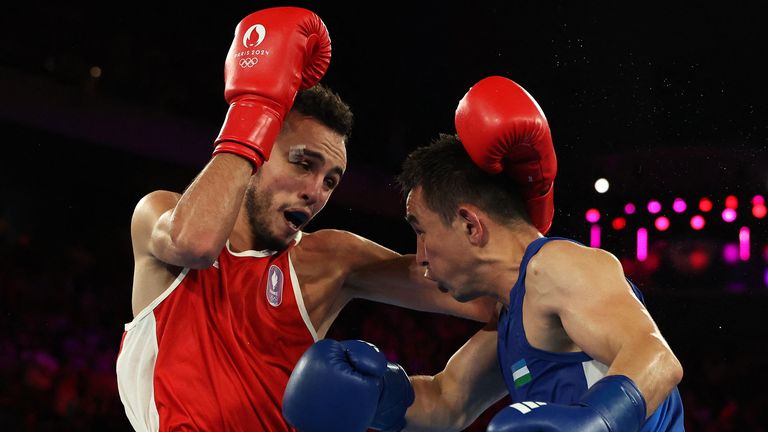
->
[132,154,252,269]
[405,319,508,431]
[339,232,496,322]
[529,240,683,416]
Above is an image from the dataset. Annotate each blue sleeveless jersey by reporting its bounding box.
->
[497,236,685,431]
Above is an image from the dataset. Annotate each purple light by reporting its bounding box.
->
[764,267,768,288]
[647,200,662,214]
[585,208,601,224]
[624,203,636,215]
[672,198,687,213]
[739,227,750,261]
[590,224,601,248]
[722,243,739,264]
[722,208,737,223]
[726,281,747,294]
[690,215,706,230]
[637,228,648,261]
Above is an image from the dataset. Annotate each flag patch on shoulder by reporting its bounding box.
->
[511,359,532,388]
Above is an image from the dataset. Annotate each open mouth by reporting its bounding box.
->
[284,210,309,230]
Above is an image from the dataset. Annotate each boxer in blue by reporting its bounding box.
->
[282,76,685,432]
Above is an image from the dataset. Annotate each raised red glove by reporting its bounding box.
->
[213,7,331,169]
[455,76,557,234]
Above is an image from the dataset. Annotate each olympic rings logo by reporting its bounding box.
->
[239,58,259,68]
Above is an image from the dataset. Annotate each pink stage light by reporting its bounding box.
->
[722,208,737,223]
[725,195,739,209]
[699,197,713,212]
[624,203,636,215]
[753,195,765,206]
[690,215,705,230]
[740,227,750,261]
[590,224,601,248]
[655,216,670,231]
[647,200,662,214]
[637,228,648,262]
[585,208,601,223]
[722,243,739,264]
[612,217,627,230]
[672,198,687,213]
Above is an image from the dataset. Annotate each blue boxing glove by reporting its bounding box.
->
[282,339,414,432]
[372,360,415,432]
[487,375,647,432]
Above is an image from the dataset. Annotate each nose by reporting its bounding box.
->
[415,237,433,279]
[300,176,324,205]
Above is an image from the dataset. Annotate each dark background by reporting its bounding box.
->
[1,1,767,430]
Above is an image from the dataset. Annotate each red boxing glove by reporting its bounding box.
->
[213,7,331,169]
[455,76,557,234]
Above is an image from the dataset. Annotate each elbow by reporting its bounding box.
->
[169,232,222,269]
[667,352,684,388]
[650,347,683,396]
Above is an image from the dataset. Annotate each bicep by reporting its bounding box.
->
[540,247,662,367]
[547,250,683,412]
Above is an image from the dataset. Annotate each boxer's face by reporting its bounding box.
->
[405,187,479,302]
[245,113,346,250]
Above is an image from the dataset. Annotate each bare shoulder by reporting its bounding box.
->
[132,190,180,222]
[526,239,622,294]
[130,190,181,246]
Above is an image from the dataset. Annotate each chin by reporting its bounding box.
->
[452,290,482,303]
[253,230,293,252]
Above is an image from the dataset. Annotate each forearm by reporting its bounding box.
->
[607,335,683,416]
[155,154,252,265]
[404,376,465,432]
[349,254,496,322]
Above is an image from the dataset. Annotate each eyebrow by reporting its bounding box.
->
[300,148,345,179]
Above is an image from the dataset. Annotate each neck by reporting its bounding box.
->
[478,225,542,306]
[228,205,256,252]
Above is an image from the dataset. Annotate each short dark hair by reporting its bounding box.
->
[292,83,354,144]
[397,133,531,227]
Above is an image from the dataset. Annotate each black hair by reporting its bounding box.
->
[292,83,354,144]
[397,133,531,227]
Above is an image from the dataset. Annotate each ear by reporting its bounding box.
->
[457,205,487,246]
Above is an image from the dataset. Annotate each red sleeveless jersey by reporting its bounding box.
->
[116,234,316,431]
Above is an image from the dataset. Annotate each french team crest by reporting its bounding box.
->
[266,265,284,307]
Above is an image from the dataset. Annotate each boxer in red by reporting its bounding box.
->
[115,7,493,432]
